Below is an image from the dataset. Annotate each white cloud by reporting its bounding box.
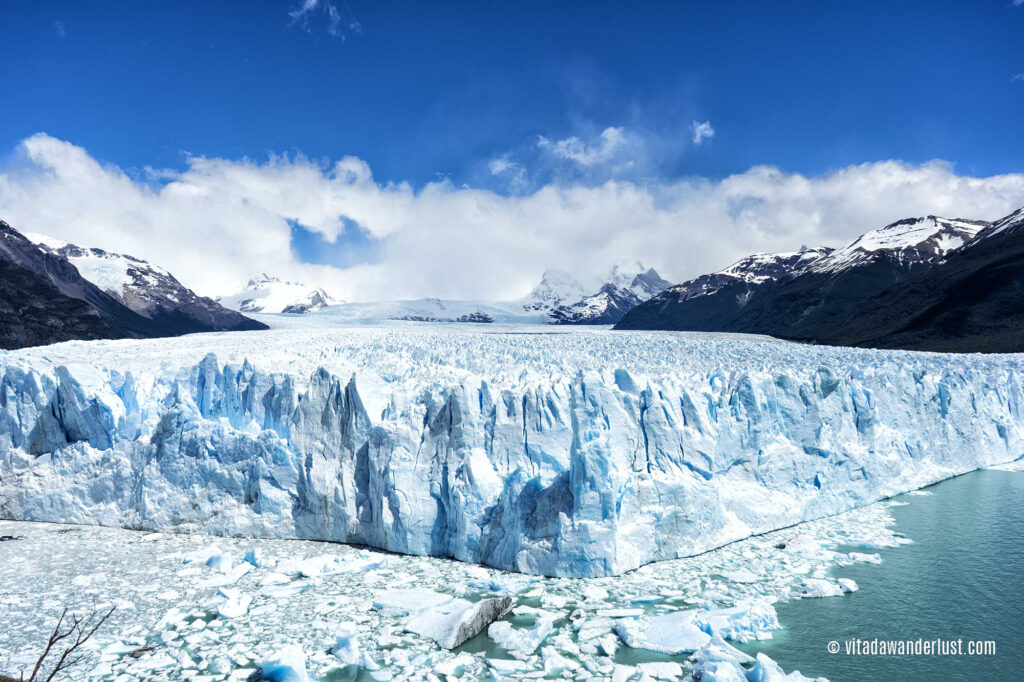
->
[290,0,360,38]
[537,127,627,167]
[1,134,1023,304]
[1011,73,1024,83]
[488,153,517,176]
[52,21,65,38]
[691,120,715,145]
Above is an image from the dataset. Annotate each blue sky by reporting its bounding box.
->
[4,1,1023,184]
[1,1,1023,299]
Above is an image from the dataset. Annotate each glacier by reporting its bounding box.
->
[1,324,1022,578]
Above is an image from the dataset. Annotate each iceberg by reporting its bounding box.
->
[257,645,309,682]
[615,611,711,654]
[1,326,1022,578]
[487,606,558,657]
[403,596,513,649]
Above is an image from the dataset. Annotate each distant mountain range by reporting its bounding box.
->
[521,263,671,324]
[217,273,338,314]
[0,220,265,350]
[617,208,1024,353]
[237,262,671,326]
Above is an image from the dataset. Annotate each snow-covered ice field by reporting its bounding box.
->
[0,498,909,681]
[1,323,1023,578]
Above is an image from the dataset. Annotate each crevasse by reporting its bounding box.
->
[1,331,1022,578]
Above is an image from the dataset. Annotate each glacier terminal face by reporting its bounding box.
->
[1,325,1021,577]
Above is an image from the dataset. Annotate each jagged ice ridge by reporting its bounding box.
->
[1,325,1022,577]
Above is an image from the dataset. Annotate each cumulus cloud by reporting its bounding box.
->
[1,133,1023,303]
[537,127,627,167]
[691,120,714,145]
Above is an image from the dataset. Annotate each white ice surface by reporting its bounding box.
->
[1,324,1022,579]
[0,493,916,681]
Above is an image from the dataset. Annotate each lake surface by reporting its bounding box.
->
[742,467,1024,681]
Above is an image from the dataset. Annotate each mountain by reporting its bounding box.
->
[289,297,547,325]
[218,274,338,314]
[816,208,1024,352]
[0,227,123,349]
[27,233,265,337]
[618,248,834,332]
[0,220,265,350]
[522,263,671,324]
[617,210,1024,352]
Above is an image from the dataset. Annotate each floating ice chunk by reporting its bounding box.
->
[261,572,291,585]
[487,657,535,675]
[541,646,580,675]
[199,562,252,588]
[691,634,755,670]
[615,610,711,654]
[746,652,826,681]
[837,578,858,593]
[331,623,378,669]
[434,652,477,677]
[216,588,252,619]
[277,552,382,578]
[721,568,759,583]
[596,633,619,656]
[244,548,270,567]
[695,601,780,642]
[258,644,309,682]
[848,552,881,564]
[611,665,636,682]
[373,588,452,617]
[637,661,684,679]
[471,573,537,595]
[133,651,177,671]
[206,551,234,572]
[907,490,932,496]
[405,596,513,649]
[597,608,644,618]
[487,607,557,658]
[798,578,856,598]
[697,661,749,682]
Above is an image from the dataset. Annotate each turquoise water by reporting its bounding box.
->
[741,468,1024,681]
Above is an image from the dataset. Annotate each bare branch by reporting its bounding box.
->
[27,609,67,682]
[15,605,116,682]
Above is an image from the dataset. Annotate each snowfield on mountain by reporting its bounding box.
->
[218,273,339,315]
[1,322,1022,577]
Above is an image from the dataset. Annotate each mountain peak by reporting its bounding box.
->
[221,275,339,314]
[809,214,988,275]
[523,263,671,324]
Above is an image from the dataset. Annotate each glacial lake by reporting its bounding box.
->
[740,467,1024,681]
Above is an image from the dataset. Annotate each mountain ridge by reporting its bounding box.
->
[616,208,1024,352]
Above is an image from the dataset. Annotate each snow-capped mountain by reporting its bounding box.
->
[1,220,264,349]
[218,274,338,314]
[1,221,126,349]
[520,269,592,315]
[26,233,264,336]
[522,263,671,324]
[299,298,546,325]
[670,247,834,305]
[618,207,1024,352]
[805,215,988,275]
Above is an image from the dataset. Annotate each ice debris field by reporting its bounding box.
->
[0,497,909,681]
[1,324,1023,580]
